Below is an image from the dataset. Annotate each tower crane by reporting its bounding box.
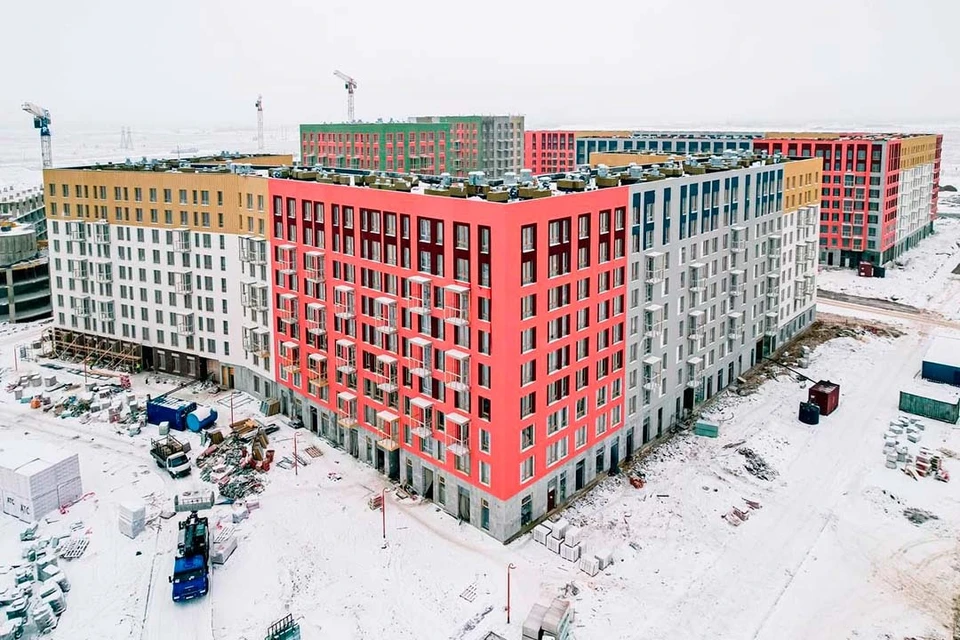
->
[333,70,357,122]
[21,102,52,169]
[255,94,264,151]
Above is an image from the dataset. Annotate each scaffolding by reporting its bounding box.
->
[43,327,143,373]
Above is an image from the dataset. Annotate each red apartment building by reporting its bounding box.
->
[268,173,627,541]
[524,130,576,175]
[754,133,942,267]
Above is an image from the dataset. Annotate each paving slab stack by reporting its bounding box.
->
[118,501,146,539]
[523,598,573,640]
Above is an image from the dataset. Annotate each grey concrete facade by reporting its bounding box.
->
[576,131,763,165]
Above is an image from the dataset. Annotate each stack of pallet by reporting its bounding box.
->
[523,598,573,640]
[533,519,582,563]
[915,448,942,478]
[579,548,613,577]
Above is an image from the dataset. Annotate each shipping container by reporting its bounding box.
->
[921,336,960,386]
[899,390,960,424]
[808,381,840,416]
[147,397,198,431]
[858,262,874,278]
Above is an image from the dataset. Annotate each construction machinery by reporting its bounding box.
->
[255,95,264,151]
[171,511,210,602]
[21,102,52,169]
[333,70,357,122]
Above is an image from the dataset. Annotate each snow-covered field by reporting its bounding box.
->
[0,312,958,639]
[817,217,960,320]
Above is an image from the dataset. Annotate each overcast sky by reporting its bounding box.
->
[2,0,958,131]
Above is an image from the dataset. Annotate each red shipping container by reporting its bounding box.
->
[808,380,840,416]
[858,262,874,278]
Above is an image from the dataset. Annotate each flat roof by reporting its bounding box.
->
[902,378,960,405]
[923,335,960,370]
[0,442,76,475]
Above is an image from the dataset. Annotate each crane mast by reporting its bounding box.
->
[255,95,264,151]
[333,70,358,122]
[22,102,52,169]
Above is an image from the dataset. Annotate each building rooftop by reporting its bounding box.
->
[0,184,43,205]
[763,132,939,141]
[923,335,960,370]
[269,149,809,204]
[51,152,290,175]
[576,130,765,140]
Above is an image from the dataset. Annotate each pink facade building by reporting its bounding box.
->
[524,130,576,175]
[268,174,627,540]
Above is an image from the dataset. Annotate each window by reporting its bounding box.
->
[520,456,534,482]
[520,392,535,419]
[519,426,537,453]
[521,294,536,320]
[480,461,491,486]
[521,225,535,252]
[480,429,490,453]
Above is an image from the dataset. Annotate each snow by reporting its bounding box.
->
[924,334,960,369]
[817,216,960,320]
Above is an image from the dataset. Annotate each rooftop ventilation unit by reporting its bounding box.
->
[596,164,609,178]
[440,172,452,188]
[468,171,486,186]
[503,171,517,186]
[519,169,534,185]
[628,164,643,179]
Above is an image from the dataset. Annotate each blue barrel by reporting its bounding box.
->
[186,407,218,432]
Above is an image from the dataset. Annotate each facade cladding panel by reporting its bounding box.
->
[754,133,941,267]
[267,153,820,541]
[268,178,628,541]
[524,130,576,175]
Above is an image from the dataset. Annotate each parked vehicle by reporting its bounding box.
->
[171,512,210,602]
[151,436,191,478]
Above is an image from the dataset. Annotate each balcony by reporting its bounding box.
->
[335,338,356,374]
[642,355,661,392]
[374,296,398,335]
[406,275,432,315]
[410,397,433,438]
[686,356,704,389]
[688,310,705,339]
[805,274,815,294]
[278,293,298,324]
[730,226,747,252]
[444,284,470,327]
[277,244,297,274]
[174,271,192,294]
[407,337,432,378]
[70,259,88,279]
[239,236,267,265]
[767,272,780,288]
[645,251,665,284]
[794,279,806,301]
[337,391,358,428]
[280,341,300,374]
[175,313,195,336]
[795,246,807,267]
[688,263,706,292]
[376,410,401,452]
[334,285,355,320]
[767,235,782,253]
[173,228,190,253]
[727,311,743,340]
[644,304,663,337]
[243,326,271,357]
[241,281,268,311]
[764,311,779,337]
[304,250,325,284]
[306,302,326,335]
[72,296,91,317]
[729,269,745,296]
[376,354,399,393]
[446,413,470,456]
[307,353,328,387]
[444,349,470,393]
[67,221,85,241]
[93,221,110,245]
[98,301,114,321]
[767,255,781,270]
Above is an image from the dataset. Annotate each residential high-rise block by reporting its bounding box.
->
[754,133,943,267]
[1,185,48,241]
[575,131,763,166]
[42,154,292,393]
[524,130,576,175]
[301,116,525,179]
[267,151,820,541]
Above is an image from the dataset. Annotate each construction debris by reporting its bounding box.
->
[737,447,778,481]
[903,507,938,525]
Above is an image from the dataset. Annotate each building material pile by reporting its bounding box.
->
[737,447,778,481]
[117,501,146,539]
[195,427,272,501]
[0,444,83,522]
[523,598,573,640]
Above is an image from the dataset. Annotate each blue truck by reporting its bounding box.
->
[147,396,198,432]
[171,512,210,602]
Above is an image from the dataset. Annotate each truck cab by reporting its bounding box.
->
[164,452,191,478]
[171,555,208,601]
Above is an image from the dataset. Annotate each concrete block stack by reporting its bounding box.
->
[118,501,146,539]
[523,598,573,640]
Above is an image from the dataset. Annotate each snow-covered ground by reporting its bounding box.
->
[818,216,960,320]
[0,311,958,639]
